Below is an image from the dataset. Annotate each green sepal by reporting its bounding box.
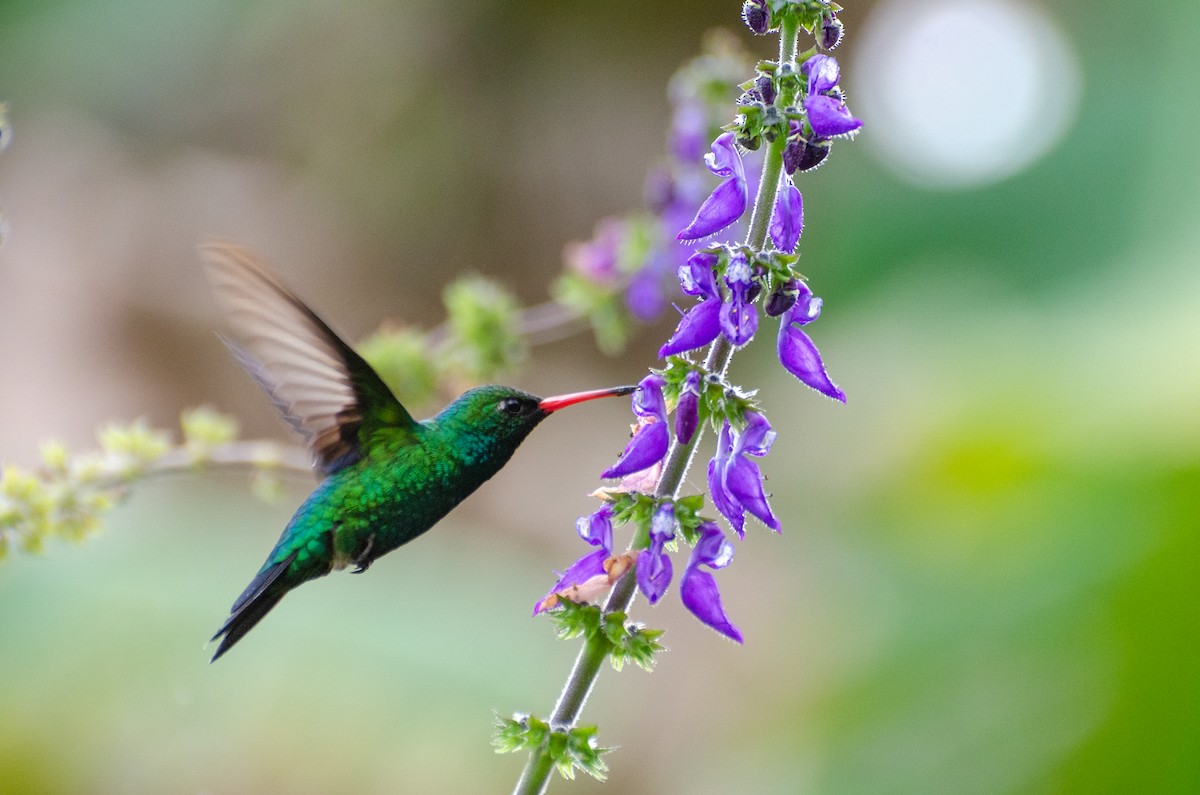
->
[549,599,603,641]
[492,715,611,782]
[605,612,667,673]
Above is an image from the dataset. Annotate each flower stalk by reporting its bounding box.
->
[511,12,809,794]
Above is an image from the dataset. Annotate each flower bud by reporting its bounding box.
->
[741,0,770,35]
[765,279,801,317]
[755,75,777,106]
[820,15,844,50]
[784,135,831,174]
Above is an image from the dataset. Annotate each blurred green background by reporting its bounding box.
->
[2,0,1198,792]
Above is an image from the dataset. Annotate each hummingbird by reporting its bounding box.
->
[203,243,634,662]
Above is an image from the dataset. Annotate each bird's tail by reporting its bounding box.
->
[209,552,297,662]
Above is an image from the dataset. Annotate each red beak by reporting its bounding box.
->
[539,385,637,413]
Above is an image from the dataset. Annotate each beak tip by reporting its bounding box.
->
[538,385,638,413]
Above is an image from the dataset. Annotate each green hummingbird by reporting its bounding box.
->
[203,243,633,662]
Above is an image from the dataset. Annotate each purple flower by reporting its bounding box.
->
[671,101,708,163]
[768,176,804,253]
[637,502,676,604]
[659,253,722,357]
[719,250,758,346]
[565,218,625,285]
[601,373,670,479]
[674,369,702,445]
[677,132,748,242]
[576,503,614,552]
[709,413,780,536]
[777,284,845,402]
[801,55,863,138]
[533,547,610,615]
[680,523,743,643]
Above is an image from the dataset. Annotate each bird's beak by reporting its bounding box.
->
[539,385,637,413]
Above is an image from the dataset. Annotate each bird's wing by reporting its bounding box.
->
[203,242,419,474]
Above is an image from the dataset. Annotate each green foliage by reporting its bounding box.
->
[492,715,611,782]
[443,275,526,382]
[358,326,439,408]
[0,410,299,562]
[180,407,239,463]
[552,270,630,355]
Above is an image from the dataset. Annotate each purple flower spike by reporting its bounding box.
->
[719,251,759,346]
[601,374,670,478]
[678,132,748,242]
[777,287,845,402]
[637,502,677,604]
[675,370,702,445]
[801,55,862,139]
[708,421,746,537]
[533,547,610,615]
[576,503,614,552]
[680,522,743,643]
[769,176,804,253]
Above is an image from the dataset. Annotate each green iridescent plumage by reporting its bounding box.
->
[204,244,632,661]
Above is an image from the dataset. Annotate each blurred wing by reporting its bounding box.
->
[203,242,418,474]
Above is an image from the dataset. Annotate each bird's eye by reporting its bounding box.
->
[499,397,527,416]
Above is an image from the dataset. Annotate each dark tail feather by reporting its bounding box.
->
[210,552,297,663]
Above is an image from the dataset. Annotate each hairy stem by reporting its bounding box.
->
[512,17,801,795]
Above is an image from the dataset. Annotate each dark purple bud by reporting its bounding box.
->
[820,15,844,50]
[794,136,831,172]
[738,134,761,152]
[765,279,802,317]
[755,75,777,106]
[674,370,702,445]
[741,0,770,35]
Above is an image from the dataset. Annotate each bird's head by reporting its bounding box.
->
[436,384,636,450]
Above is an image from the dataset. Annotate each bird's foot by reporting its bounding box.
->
[351,534,376,574]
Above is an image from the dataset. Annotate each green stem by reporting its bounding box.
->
[511,17,802,795]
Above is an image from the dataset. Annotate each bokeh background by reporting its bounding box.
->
[2,0,1198,792]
